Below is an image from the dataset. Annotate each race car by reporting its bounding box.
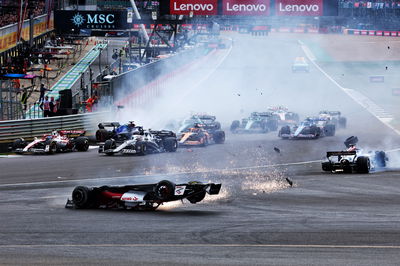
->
[9,130,89,154]
[321,136,388,174]
[278,117,335,139]
[65,180,222,210]
[292,57,310,72]
[177,114,221,133]
[319,110,347,129]
[268,106,300,125]
[98,123,178,155]
[178,124,225,146]
[230,112,279,133]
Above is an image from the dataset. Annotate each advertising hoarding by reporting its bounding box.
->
[169,0,218,15]
[275,0,323,16]
[54,11,128,33]
[222,0,270,16]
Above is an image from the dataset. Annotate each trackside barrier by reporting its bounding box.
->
[0,112,106,145]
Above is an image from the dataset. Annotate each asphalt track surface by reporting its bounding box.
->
[1,33,400,265]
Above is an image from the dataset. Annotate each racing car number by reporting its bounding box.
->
[174,186,186,195]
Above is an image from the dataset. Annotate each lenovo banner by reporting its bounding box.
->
[222,0,270,16]
[169,0,218,15]
[275,0,323,16]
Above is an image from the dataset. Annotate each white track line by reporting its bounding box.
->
[0,159,320,188]
[298,40,400,136]
[1,243,400,249]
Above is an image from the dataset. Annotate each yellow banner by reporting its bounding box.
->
[0,18,54,53]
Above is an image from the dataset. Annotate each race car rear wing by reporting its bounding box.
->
[207,183,221,195]
[327,151,357,157]
[98,122,120,129]
[59,130,86,136]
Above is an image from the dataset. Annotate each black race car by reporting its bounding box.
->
[321,136,388,174]
[65,180,222,210]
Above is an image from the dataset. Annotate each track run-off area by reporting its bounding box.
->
[1,32,400,265]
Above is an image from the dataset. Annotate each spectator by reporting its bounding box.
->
[38,83,48,103]
[49,96,56,117]
[40,96,51,117]
[20,86,28,112]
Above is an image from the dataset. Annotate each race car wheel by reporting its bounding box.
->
[75,137,89,151]
[324,124,336,137]
[163,137,178,152]
[344,136,358,148]
[201,136,209,147]
[13,138,26,149]
[72,186,94,209]
[47,141,57,154]
[356,156,370,174]
[187,191,207,204]
[155,180,175,201]
[213,130,225,144]
[321,162,332,172]
[374,151,387,168]
[136,141,147,156]
[96,129,110,142]
[230,120,240,133]
[339,117,347,129]
[104,139,116,155]
[267,119,278,132]
[279,126,290,137]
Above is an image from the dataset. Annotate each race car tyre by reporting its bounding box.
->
[136,141,147,156]
[374,151,387,168]
[201,137,209,147]
[267,119,279,131]
[230,120,240,133]
[72,186,94,209]
[310,125,320,138]
[356,156,370,174]
[344,136,358,148]
[339,117,347,129]
[46,141,57,154]
[187,191,207,204]
[155,180,175,201]
[261,121,269,133]
[321,162,332,172]
[324,124,336,137]
[96,129,110,142]
[13,138,26,149]
[75,137,89,151]
[213,130,225,144]
[278,125,290,137]
[163,137,178,152]
[104,139,116,155]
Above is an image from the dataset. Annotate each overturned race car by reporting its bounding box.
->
[9,130,89,154]
[321,136,388,174]
[65,180,222,210]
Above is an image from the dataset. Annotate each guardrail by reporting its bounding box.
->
[0,112,105,145]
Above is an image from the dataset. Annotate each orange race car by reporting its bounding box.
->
[178,125,225,147]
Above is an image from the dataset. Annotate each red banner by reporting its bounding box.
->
[276,0,323,16]
[222,0,270,16]
[169,0,218,15]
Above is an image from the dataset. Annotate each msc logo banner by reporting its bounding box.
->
[55,11,128,32]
